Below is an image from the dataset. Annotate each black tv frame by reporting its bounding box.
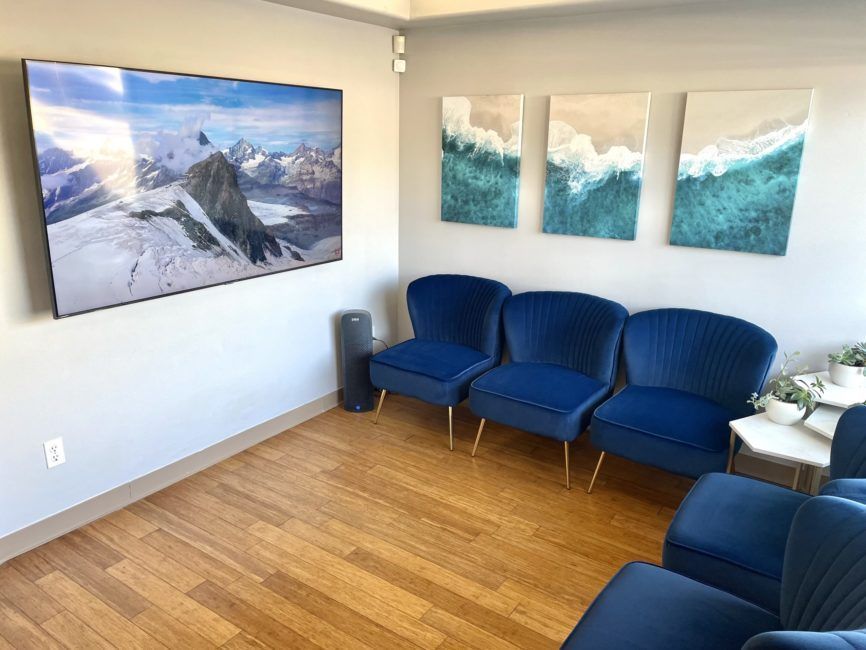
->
[22,58,344,319]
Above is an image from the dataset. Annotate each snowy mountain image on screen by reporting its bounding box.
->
[24,60,342,316]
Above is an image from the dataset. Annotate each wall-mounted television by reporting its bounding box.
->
[22,59,343,318]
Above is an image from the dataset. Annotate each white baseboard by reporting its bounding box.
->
[0,389,342,564]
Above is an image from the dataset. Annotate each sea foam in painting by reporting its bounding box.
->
[543,93,650,240]
[670,89,812,256]
[441,95,523,228]
[25,60,342,316]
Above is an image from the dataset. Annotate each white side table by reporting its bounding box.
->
[729,413,832,494]
[804,404,846,440]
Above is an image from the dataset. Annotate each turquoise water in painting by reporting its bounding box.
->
[670,134,806,256]
[543,162,642,240]
[441,129,520,228]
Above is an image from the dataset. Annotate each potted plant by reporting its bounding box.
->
[748,352,825,425]
[828,342,866,388]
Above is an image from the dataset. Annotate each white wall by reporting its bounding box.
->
[398,0,866,369]
[0,0,399,539]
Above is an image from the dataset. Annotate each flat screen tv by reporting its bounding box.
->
[22,59,343,318]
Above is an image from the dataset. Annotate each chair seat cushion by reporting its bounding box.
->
[562,562,780,650]
[663,473,809,613]
[469,362,608,442]
[591,385,737,478]
[369,338,493,406]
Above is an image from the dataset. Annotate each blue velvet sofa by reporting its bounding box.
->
[369,274,511,450]
[468,291,628,488]
[588,308,777,492]
[662,405,866,613]
[562,496,866,649]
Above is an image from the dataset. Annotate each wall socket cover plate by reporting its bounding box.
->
[44,437,65,468]
[393,59,406,73]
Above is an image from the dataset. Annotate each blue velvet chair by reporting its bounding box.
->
[369,274,510,450]
[468,291,627,488]
[562,496,866,649]
[662,405,866,613]
[587,308,777,492]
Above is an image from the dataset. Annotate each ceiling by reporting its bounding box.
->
[262,0,732,28]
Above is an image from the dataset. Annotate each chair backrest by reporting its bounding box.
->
[779,496,866,633]
[502,291,628,389]
[407,274,511,359]
[623,308,777,417]
[830,405,866,481]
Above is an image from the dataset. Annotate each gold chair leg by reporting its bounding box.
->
[587,451,606,494]
[373,389,387,424]
[792,463,802,491]
[472,419,486,457]
[564,441,571,490]
[448,406,454,451]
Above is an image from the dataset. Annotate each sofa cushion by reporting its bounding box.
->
[591,385,737,478]
[370,338,493,406]
[562,562,780,649]
[664,473,809,613]
[469,362,607,442]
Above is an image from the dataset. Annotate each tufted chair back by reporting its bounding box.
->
[777,497,866,635]
[407,274,511,359]
[623,308,777,417]
[503,291,628,389]
[830,405,866,481]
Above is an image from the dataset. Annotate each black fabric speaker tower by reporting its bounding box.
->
[340,309,374,412]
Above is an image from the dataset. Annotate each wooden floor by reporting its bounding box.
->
[0,394,693,649]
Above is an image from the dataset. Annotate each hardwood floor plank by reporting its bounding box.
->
[246,521,432,618]
[127,501,275,582]
[40,610,114,649]
[32,538,151,619]
[0,599,63,650]
[0,566,64,624]
[261,571,417,650]
[106,559,239,645]
[248,542,445,649]
[34,572,163,649]
[321,518,519,617]
[82,519,205,593]
[132,606,216,649]
[225,577,371,649]
[102,509,158,539]
[187,581,318,649]
[139,529,244,588]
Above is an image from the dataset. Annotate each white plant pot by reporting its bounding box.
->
[765,398,806,426]
[828,362,866,389]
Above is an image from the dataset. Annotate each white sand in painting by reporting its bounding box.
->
[464,95,523,141]
[680,89,812,154]
[549,93,650,153]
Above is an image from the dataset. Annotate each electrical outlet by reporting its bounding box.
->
[43,437,65,469]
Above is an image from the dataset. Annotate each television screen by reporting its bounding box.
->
[22,59,343,318]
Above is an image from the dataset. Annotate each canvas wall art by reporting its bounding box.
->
[23,59,343,317]
[441,94,523,228]
[669,89,812,256]
[543,92,650,240]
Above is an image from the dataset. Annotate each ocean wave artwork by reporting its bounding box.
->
[441,95,523,228]
[543,93,650,240]
[670,89,813,256]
